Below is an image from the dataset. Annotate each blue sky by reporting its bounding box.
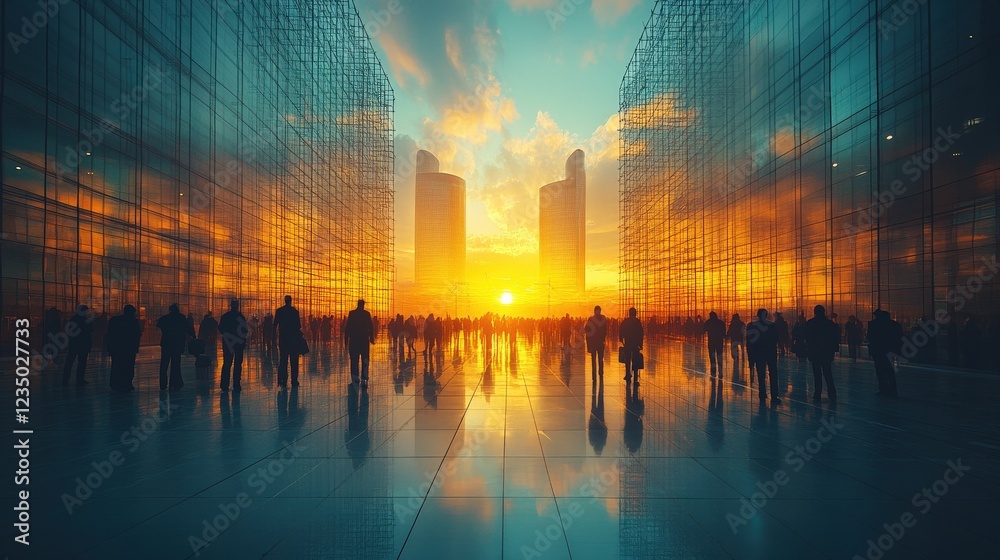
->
[355,0,654,288]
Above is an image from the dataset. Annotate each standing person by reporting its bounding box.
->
[585,305,608,381]
[273,295,303,388]
[727,313,746,363]
[262,312,274,357]
[423,314,437,356]
[219,299,248,392]
[747,308,779,405]
[845,315,863,362]
[344,299,375,388]
[156,304,194,390]
[63,305,93,386]
[704,311,726,378]
[560,313,573,349]
[619,307,644,383]
[804,305,839,402]
[774,313,790,357]
[867,310,901,396]
[107,305,142,391]
[790,314,808,360]
[199,311,220,363]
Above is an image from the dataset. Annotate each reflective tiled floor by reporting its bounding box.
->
[7,336,1000,559]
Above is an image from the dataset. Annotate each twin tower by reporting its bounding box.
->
[414,149,586,293]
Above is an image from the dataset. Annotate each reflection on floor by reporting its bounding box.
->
[12,336,1000,559]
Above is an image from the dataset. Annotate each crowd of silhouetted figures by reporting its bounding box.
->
[22,300,1000,399]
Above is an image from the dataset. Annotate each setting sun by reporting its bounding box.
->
[500,291,514,305]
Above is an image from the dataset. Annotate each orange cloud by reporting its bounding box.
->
[377,33,428,88]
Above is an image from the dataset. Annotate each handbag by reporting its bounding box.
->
[618,346,627,364]
[633,351,645,370]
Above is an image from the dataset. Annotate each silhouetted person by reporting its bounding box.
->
[344,299,375,388]
[199,311,219,362]
[790,314,807,360]
[774,312,790,357]
[588,381,607,455]
[219,299,248,392]
[262,312,274,357]
[623,381,644,452]
[560,313,572,348]
[423,314,438,356]
[273,295,303,388]
[868,310,901,396]
[107,305,142,391]
[620,307,644,382]
[157,304,194,390]
[845,315,863,361]
[585,305,608,380]
[747,308,779,405]
[728,313,746,363]
[804,305,838,402]
[704,311,726,378]
[321,316,333,344]
[63,305,93,386]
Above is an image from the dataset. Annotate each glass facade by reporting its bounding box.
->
[414,149,466,292]
[620,0,998,352]
[1,0,394,343]
[540,149,586,293]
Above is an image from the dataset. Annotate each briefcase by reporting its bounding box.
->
[633,351,645,370]
[618,346,627,364]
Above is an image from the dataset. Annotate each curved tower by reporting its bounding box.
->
[414,150,466,289]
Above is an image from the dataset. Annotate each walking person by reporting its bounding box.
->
[747,308,780,405]
[199,311,220,363]
[728,313,746,363]
[804,305,839,402]
[63,305,93,386]
[585,305,608,381]
[845,315,863,362]
[344,299,375,388]
[107,305,142,391]
[619,307,644,383]
[219,299,248,392]
[273,295,303,388]
[704,311,726,378]
[867,310,901,396]
[156,304,194,390]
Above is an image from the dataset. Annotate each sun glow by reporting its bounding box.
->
[500,291,514,305]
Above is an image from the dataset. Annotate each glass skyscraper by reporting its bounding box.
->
[414,149,466,292]
[620,0,998,364]
[1,0,394,343]
[540,149,586,293]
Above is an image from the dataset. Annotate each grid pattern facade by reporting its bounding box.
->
[620,0,999,330]
[540,150,586,293]
[1,0,394,341]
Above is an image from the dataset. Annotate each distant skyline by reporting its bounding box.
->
[356,0,654,298]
